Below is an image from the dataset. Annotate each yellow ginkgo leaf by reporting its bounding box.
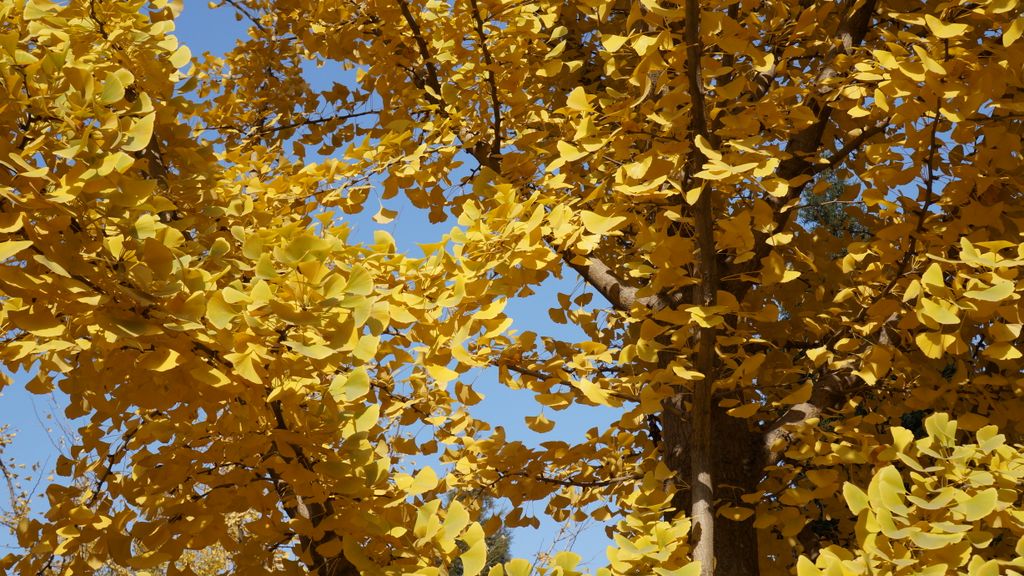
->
[99,73,125,104]
[924,14,969,39]
[409,467,439,496]
[779,380,813,405]
[552,551,581,572]
[169,45,191,69]
[921,262,947,294]
[205,292,236,330]
[566,86,592,111]
[672,366,704,380]
[727,403,760,418]
[601,34,630,51]
[909,530,964,550]
[919,297,960,324]
[963,279,1014,302]
[718,506,754,521]
[8,306,64,338]
[843,482,869,514]
[915,331,954,359]
[982,342,1022,361]
[503,559,532,576]
[138,348,181,372]
[1005,18,1024,47]
[525,413,555,433]
[122,112,155,152]
[372,205,398,224]
[427,363,459,385]
[580,210,626,236]
[875,465,909,515]
[330,368,370,402]
[459,523,487,576]
[345,265,374,295]
[0,240,33,261]
[442,500,469,542]
[654,564,700,576]
[574,378,612,406]
[796,557,821,576]
[954,488,998,522]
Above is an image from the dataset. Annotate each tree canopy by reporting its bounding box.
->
[1,0,1024,575]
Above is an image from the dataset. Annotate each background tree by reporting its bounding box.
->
[799,171,871,243]
[1,0,1024,575]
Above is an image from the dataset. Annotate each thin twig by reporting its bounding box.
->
[811,122,888,175]
[501,362,638,403]
[216,0,268,32]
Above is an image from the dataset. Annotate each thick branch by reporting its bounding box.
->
[726,0,879,302]
[268,401,359,576]
[811,121,888,176]
[468,0,502,169]
[556,245,671,311]
[396,0,446,112]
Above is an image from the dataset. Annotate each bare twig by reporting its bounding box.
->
[501,362,638,403]
[811,122,888,176]
[215,0,268,32]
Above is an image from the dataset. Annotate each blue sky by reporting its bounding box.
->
[0,1,618,569]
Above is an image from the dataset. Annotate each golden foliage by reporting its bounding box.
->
[0,0,1022,574]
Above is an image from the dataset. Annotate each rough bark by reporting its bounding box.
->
[269,401,361,576]
[664,402,762,576]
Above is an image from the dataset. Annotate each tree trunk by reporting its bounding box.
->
[663,401,762,576]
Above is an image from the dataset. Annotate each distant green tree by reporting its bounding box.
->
[799,170,871,241]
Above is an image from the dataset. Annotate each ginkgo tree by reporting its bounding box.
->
[1,0,1024,575]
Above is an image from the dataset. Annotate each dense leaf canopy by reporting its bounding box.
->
[1,0,1023,575]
